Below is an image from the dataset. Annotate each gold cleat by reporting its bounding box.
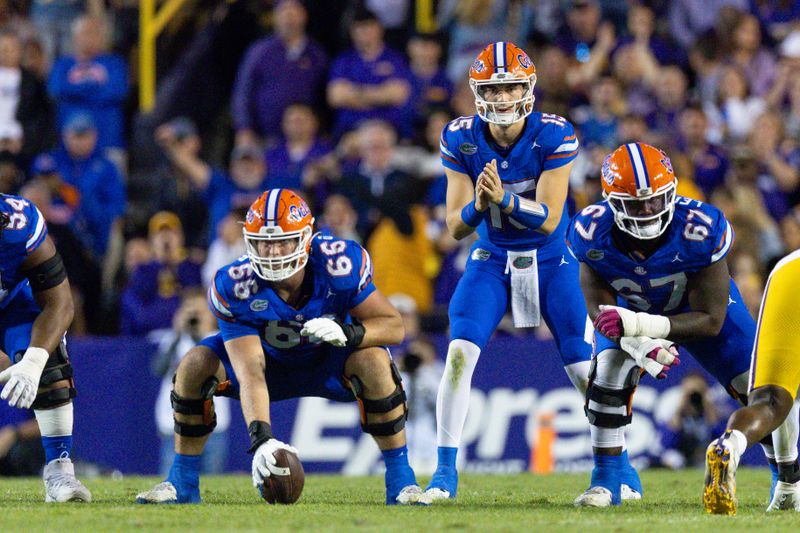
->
[703,433,737,515]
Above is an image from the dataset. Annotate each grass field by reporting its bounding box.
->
[0,468,797,532]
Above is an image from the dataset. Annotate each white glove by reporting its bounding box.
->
[595,305,671,339]
[0,347,49,409]
[620,336,680,380]
[300,317,347,347]
[251,439,299,487]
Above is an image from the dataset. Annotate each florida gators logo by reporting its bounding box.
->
[288,203,310,223]
[518,53,532,69]
[471,59,485,73]
[601,154,616,186]
[660,155,674,174]
[246,208,256,224]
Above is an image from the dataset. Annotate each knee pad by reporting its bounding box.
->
[31,343,77,410]
[171,375,233,437]
[344,360,407,437]
[584,358,641,429]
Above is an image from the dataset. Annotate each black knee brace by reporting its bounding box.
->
[31,343,77,410]
[171,376,232,437]
[584,360,641,429]
[345,361,407,437]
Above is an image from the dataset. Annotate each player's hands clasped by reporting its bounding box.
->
[620,336,680,380]
[251,439,299,487]
[301,318,347,347]
[477,159,506,205]
[0,347,49,409]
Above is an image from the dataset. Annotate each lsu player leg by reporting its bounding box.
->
[704,254,800,514]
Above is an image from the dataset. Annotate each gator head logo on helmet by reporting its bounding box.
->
[469,41,537,126]
[601,143,678,240]
[243,188,315,281]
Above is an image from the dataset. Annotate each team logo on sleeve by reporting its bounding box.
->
[587,249,604,261]
[459,142,478,155]
[250,299,269,312]
[471,248,491,261]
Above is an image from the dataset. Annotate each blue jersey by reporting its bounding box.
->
[207,235,376,362]
[0,195,48,312]
[567,196,733,314]
[440,112,579,251]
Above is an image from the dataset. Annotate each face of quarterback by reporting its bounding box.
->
[478,82,527,118]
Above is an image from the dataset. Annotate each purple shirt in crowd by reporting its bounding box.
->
[328,46,411,138]
[231,37,328,139]
[264,139,332,191]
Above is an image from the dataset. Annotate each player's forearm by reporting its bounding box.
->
[665,311,725,342]
[238,374,272,426]
[446,206,479,240]
[358,315,404,347]
[29,286,73,353]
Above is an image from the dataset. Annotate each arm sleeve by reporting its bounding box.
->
[708,213,734,265]
[207,271,261,340]
[541,118,579,171]
[23,203,48,254]
[439,124,468,173]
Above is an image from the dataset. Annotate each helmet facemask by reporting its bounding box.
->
[606,181,677,240]
[244,225,313,281]
[470,74,536,125]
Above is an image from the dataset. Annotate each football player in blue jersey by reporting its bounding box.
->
[136,189,431,505]
[425,41,646,501]
[567,142,799,508]
[0,194,91,502]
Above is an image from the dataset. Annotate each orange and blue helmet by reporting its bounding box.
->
[243,188,315,281]
[601,142,678,240]
[469,42,537,125]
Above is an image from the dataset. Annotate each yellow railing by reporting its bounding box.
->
[415,0,437,33]
[139,0,190,111]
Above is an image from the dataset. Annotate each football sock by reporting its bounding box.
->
[41,435,72,463]
[167,453,201,503]
[35,403,73,463]
[620,450,642,495]
[436,339,480,448]
[382,445,416,504]
[591,453,623,505]
[728,429,748,457]
[427,447,459,496]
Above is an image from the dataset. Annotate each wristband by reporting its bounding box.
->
[335,318,366,348]
[460,201,483,227]
[21,346,49,371]
[499,191,512,210]
[511,197,549,230]
[247,420,274,453]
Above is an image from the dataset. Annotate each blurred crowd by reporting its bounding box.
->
[0,0,796,339]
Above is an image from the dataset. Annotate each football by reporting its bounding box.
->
[259,448,305,504]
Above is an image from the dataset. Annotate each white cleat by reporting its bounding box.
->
[425,487,451,501]
[621,484,642,501]
[767,481,800,512]
[574,486,613,507]
[396,485,432,505]
[703,431,740,515]
[135,481,178,504]
[43,458,92,503]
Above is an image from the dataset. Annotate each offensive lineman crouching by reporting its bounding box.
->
[0,194,91,502]
[137,189,430,505]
